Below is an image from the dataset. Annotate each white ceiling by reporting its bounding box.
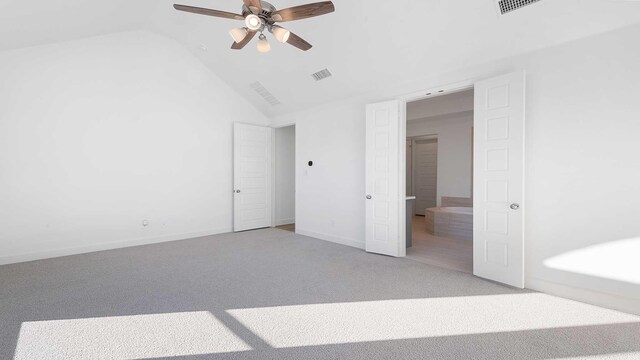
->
[2,0,640,116]
[408,90,474,121]
[0,0,154,50]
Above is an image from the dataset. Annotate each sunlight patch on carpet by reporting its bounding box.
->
[227,293,639,348]
[14,311,251,359]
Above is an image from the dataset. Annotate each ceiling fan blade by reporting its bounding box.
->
[271,1,334,22]
[243,0,262,14]
[286,32,312,51]
[231,31,257,50]
[173,4,244,20]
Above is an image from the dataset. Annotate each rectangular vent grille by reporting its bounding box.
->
[249,82,281,106]
[311,68,332,81]
[498,0,541,14]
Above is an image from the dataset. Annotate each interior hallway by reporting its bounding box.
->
[406,215,473,274]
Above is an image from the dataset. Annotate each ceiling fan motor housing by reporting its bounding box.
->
[243,1,277,25]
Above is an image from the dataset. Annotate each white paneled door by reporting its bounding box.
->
[473,72,525,288]
[365,100,402,257]
[233,123,272,232]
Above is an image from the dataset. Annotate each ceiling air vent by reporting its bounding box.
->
[249,82,281,106]
[311,68,332,81]
[498,0,541,15]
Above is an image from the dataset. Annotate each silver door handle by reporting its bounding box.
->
[366,195,372,200]
[510,203,520,210]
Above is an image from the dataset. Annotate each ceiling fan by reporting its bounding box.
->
[173,0,335,53]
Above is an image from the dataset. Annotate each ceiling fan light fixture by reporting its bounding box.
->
[173,1,336,52]
[229,27,249,43]
[271,25,290,43]
[257,33,271,53]
[245,14,262,31]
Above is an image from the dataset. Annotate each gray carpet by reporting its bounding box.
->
[1,228,639,359]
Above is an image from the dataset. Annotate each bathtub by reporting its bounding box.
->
[425,206,473,241]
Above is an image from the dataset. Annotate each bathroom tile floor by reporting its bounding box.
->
[407,216,473,274]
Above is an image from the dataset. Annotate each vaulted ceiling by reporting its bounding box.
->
[2,0,640,116]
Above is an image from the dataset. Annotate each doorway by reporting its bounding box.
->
[364,71,525,288]
[404,90,474,274]
[232,123,296,233]
[410,135,438,216]
[274,125,296,232]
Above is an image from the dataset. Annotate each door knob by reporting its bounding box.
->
[235,190,241,194]
[366,195,372,200]
[510,203,520,210]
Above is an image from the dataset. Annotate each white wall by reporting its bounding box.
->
[0,31,269,264]
[275,125,295,225]
[408,112,473,207]
[271,24,640,314]
[291,103,366,249]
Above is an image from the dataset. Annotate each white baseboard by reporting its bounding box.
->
[527,277,640,316]
[296,228,365,250]
[0,227,232,266]
[276,218,295,226]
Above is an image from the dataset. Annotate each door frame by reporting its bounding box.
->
[271,122,297,229]
[394,75,525,286]
[410,134,438,215]
[394,79,476,260]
